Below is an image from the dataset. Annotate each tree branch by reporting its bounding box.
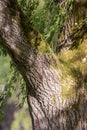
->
[0,0,40,80]
[70,18,87,48]
[0,0,26,52]
[56,18,87,52]
[0,0,40,52]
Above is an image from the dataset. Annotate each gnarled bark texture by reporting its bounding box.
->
[0,0,87,130]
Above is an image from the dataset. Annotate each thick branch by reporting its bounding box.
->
[0,0,40,53]
[70,18,87,48]
[57,18,87,52]
[55,0,87,52]
[0,0,30,51]
[0,0,39,74]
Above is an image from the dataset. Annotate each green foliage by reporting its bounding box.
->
[0,51,10,121]
[18,0,73,49]
[42,0,72,45]
[31,0,63,45]
[18,0,39,18]
[0,56,10,84]
[6,61,26,108]
[0,55,26,115]
[0,43,7,56]
[0,111,5,122]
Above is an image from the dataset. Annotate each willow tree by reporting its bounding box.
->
[0,0,87,130]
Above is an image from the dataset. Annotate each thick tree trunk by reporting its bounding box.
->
[0,0,87,130]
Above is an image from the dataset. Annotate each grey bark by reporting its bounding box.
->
[0,0,87,130]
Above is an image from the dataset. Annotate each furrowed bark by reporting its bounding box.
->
[0,0,87,130]
[55,0,87,52]
[0,0,38,78]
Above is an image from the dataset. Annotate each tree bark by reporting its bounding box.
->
[0,0,87,130]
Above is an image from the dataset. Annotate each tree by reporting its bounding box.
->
[0,0,87,130]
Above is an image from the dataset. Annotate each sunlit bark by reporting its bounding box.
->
[0,0,87,130]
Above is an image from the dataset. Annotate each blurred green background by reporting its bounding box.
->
[0,56,32,130]
[0,56,10,84]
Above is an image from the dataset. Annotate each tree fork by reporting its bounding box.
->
[0,0,87,130]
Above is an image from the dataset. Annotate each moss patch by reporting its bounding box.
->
[58,39,87,100]
[37,40,52,54]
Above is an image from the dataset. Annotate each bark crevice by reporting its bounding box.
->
[0,0,87,130]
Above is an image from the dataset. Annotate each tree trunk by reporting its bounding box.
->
[0,0,87,130]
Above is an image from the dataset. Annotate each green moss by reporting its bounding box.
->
[58,39,87,100]
[37,40,52,54]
